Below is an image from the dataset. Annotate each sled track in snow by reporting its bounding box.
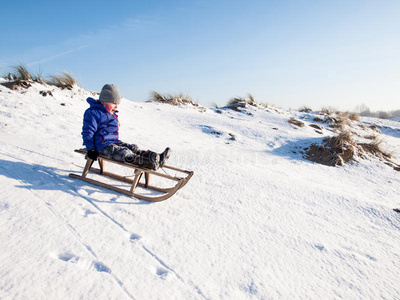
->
[0,144,208,299]
[0,152,136,299]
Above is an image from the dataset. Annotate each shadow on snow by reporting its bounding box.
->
[0,158,151,205]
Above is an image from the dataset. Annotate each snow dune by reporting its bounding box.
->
[0,83,399,299]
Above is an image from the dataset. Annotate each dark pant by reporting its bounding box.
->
[98,142,159,170]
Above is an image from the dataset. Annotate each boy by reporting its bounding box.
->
[81,84,170,170]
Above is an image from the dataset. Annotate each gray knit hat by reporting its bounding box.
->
[99,84,121,104]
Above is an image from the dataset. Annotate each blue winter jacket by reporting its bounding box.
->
[81,97,120,151]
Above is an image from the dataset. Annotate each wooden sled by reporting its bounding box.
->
[69,149,193,202]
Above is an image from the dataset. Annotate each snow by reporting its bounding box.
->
[0,82,399,299]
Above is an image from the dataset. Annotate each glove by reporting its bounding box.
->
[87,149,99,161]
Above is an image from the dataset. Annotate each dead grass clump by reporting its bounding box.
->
[299,106,312,113]
[288,117,305,128]
[333,113,351,129]
[1,63,34,90]
[364,134,378,140]
[369,125,381,133]
[32,74,46,85]
[320,107,338,115]
[1,80,32,90]
[305,129,397,168]
[12,63,32,81]
[149,91,199,106]
[322,116,337,124]
[227,97,247,111]
[47,72,77,90]
[309,124,323,131]
[359,139,392,160]
[349,113,360,122]
[304,131,358,166]
[226,94,268,111]
[313,116,324,122]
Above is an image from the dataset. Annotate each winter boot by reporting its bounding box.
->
[159,147,171,168]
[125,150,160,170]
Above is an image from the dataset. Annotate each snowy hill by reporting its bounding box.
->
[0,82,399,299]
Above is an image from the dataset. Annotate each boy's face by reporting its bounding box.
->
[103,102,118,114]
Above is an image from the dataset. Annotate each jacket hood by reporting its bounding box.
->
[86,97,107,111]
[86,97,100,106]
[86,97,117,115]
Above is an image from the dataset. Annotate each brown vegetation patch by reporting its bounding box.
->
[39,90,53,97]
[288,117,305,127]
[149,91,199,106]
[225,94,268,111]
[313,117,324,122]
[47,72,76,90]
[358,139,392,160]
[1,80,32,90]
[304,130,398,169]
[309,124,323,131]
[369,125,381,133]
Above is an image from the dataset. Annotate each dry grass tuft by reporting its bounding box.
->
[313,117,324,122]
[149,91,199,106]
[226,93,268,111]
[2,63,78,90]
[12,63,32,81]
[320,107,338,115]
[305,129,396,168]
[288,117,305,127]
[47,72,77,90]
[358,138,392,160]
[349,113,360,121]
[333,112,351,129]
[32,74,46,85]
[369,125,381,133]
[299,106,312,113]
[304,131,358,166]
[227,97,247,108]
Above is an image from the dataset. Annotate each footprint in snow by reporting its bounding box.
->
[58,252,111,273]
[129,233,142,242]
[82,209,96,218]
[156,267,169,279]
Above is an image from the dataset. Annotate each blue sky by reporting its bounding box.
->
[1,0,399,111]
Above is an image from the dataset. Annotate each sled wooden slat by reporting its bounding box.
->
[69,149,193,202]
[89,167,173,193]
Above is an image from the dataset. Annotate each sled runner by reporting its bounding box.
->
[69,149,193,202]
